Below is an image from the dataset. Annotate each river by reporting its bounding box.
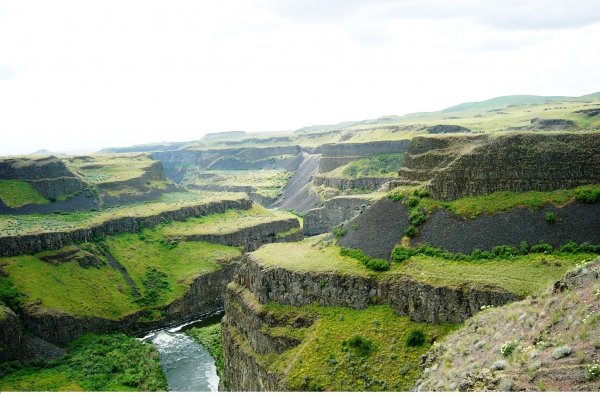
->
[141,313,222,392]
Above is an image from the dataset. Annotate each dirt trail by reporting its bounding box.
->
[270,153,321,214]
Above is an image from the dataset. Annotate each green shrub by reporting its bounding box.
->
[500,340,519,357]
[0,276,24,312]
[343,335,376,356]
[391,246,414,263]
[406,197,419,208]
[365,258,390,271]
[545,211,556,223]
[412,189,430,198]
[530,242,553,253]
[406,329,426,347]
[409,210,427,227]
[388,193,405,202]
[404,225,417,238]
[340,248,389,271]
[576,187,600,204]
[332,226,348,239]
[491,245,520,258]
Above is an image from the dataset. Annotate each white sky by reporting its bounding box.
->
[1,0,599,155]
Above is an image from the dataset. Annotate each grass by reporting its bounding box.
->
[256,303,459,391]
[388,184,600,220]
[160,204,298,237]
[0,179,49,208]
[68,155,155,184]
[323,154,405,179]
[186,323,224,378]
[0,191,245,237]
[188,169,292,198]
[1,250,140,319]
[106,231,240,308]
[394,253,592,297]
[0,333,167,391]
[249,237,592,296]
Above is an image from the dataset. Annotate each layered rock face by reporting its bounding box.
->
[221,254,519,391]
[152,146,302,183]
[414,201,600,254]
[0,156,95,214]
[303,196,374,236]
[235,255,518,322]
[339,197,600,259]
[318,140,411,173]
[0,197,252,257]
[398,133,600,201]
[0,306,22,361]
[312,176,394,191]
[182,217,303,251]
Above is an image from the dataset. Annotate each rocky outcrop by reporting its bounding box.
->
[0,197,252,257]
[0,156,97,214]
[304,196,374,236]
[22,259,240,346]
[426,125,471,134]
[319,140,412,157]
[312,176,394,191]
[416,259,600,392]
[0,305,22,362]
[414,201,600,253]
[235,254,519,323]
[529,118,577,130]
[398,134,600,201]
[318,156,362,173]
[182,218,302,251]
[318,140,411,173]
[152,146,302,183]
[340,196,600,259]
[339,197,409,259]
[0,156,73,180]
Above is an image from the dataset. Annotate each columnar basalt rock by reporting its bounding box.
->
[181,217,303,251]
[0,306,23,362]
[398,133,600,201]
[303,195,374,236]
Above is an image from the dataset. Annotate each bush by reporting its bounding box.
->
[409,209,427,227]
[545,211,556,223]
[576,187,600,204]
[404,225,417,238]
[388,193,405,202]
[340,247,389,271]
[0,277,24,312]
[587,363,600,380]
[343,335,376,356]
[391,246,414,263]
[332,226,348,239]
[406,329,426,347]
[365,258,390,271]
[552,345,572,360]
[412,189,430,198]
[500,340,519,357]
[406,197,419,208]
[530,242,553,253]
[491,360,507,371]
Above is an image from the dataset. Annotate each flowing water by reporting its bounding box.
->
[141,313,222,392]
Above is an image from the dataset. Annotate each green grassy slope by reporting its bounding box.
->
[0,180,49,208]
[0,334,167,391]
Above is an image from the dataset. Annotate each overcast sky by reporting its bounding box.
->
[1,0,599,155]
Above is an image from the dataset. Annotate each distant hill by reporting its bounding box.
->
[442,93,597,113]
